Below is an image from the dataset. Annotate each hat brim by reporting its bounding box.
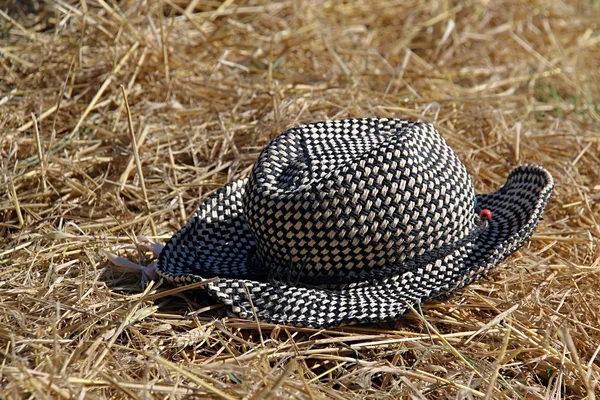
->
[157,165,553,328]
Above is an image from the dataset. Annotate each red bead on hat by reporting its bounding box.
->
[479,209,493,220]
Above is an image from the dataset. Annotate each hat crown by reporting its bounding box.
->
[242,118,476,280]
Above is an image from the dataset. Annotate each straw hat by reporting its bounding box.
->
[156,118,553,327]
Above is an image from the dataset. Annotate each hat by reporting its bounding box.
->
[156,118,553,328]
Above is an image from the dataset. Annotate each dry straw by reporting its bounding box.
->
[1,0,600,398]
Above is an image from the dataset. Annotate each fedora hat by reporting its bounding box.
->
[156,118,553,328]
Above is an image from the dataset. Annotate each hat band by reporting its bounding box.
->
[264,214,490,289]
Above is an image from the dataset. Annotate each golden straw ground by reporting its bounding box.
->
[1,0,599,398]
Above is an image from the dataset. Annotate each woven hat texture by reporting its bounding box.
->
[157,118,553,327]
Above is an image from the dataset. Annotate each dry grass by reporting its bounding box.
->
[1,0,600,398]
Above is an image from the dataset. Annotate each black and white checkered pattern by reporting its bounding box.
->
[156,118,553,327]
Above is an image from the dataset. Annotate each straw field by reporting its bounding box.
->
[1,0,600,398]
